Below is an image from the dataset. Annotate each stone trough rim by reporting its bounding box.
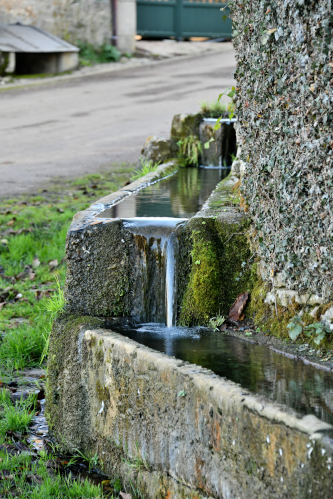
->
[84,326,333,444]
[64,161,333,443]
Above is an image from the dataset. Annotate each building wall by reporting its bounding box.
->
[229,0,333,302]
[0,0,112,45]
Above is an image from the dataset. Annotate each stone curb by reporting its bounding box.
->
[0,48,225,93]
[68,161,178,232]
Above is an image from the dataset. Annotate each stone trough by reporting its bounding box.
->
[47,164,333,498]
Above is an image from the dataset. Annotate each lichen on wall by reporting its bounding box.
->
[228,0,333,304]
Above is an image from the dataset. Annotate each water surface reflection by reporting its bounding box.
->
[97,167,229,219]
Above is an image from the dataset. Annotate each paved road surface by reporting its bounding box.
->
[0,46,236,198]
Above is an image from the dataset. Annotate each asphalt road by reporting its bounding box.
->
[0,47,236,198]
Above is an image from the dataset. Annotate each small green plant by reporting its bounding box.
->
[203,88,236,148]
[287,316,331,345]
[286,316,303,340]
[209,313,225,331]
[74,448,99,471]
[200,99,229,118]
[77,40,121,66]
[40,276,65,363]
[131,158,160,181]
[177,135,202,166]
[122,443,150,471]
[304,322,331,345]
[0,393,37,435]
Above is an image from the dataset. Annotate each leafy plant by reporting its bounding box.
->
[77,41,121,66]
[177,135,202,167]
[209,313,225,331]
[287,316,331,345]
[304,322,331,345]
[131,158,160,181]
[74,448,99,471]
[286,315,303,340]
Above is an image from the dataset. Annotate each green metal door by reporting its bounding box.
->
[137,0,231,40]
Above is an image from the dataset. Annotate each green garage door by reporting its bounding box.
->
[137,0,231,40]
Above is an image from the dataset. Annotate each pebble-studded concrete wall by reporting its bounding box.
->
[229,0,332,300]
[0,0,111,45]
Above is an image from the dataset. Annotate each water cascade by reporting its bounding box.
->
[96,167,229,326]
[122,218,185,326]
[80,159,333,423]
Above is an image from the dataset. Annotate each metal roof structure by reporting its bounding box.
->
[0,23,79,53]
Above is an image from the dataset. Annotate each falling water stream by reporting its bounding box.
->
[98,167,230,326]
[122,218,185,326]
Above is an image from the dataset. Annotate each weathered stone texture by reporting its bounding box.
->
[0,0,111,45]
[64,162,179,318]
[177,176,252,325]
[47,316,333,499]
[138,135,172,168]
[229,0,333,302]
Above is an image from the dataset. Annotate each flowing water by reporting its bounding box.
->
[122,218,185,325]
[112,323,333,424]
[97,167,230,325]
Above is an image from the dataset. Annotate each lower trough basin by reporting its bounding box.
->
[48,317,333,499]
[112,323,333,426]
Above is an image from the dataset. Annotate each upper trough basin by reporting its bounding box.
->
[96,167,229,219]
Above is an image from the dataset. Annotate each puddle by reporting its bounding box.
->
[97,166,230,219]
[112,323,333,424]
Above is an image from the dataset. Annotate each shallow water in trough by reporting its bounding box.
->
[97,166,229,219]
[112,323,333,424]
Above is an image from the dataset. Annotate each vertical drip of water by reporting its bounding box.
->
[165,232,177,327]
[123,218,185,326]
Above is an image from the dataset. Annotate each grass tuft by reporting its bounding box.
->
[131,158,160,181]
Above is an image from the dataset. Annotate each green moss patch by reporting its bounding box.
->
[178,216,253,326]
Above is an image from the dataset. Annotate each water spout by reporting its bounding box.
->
[123,218,186,325]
